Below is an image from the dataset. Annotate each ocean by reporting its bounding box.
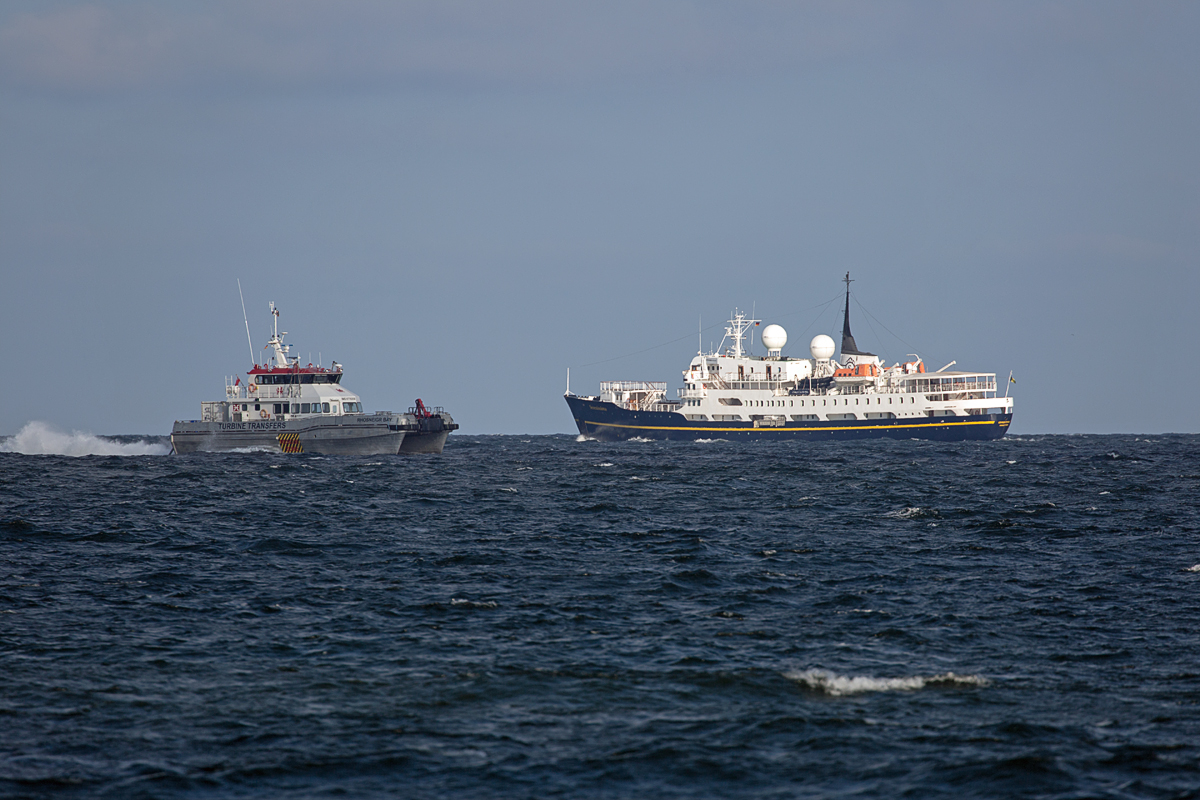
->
[2,428,1199,799]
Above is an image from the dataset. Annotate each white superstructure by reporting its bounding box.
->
[567,273,1013,441]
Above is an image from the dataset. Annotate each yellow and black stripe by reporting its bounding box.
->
[277,432,303,453]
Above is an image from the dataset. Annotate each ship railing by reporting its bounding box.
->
[899,379,995,393]
[615,400,680,412]
[678,387,707,399]
[724,380,790,391]
[254,385,303,399]
[601,380,667,392]
[695,374,729,389]
[224,384,305,399]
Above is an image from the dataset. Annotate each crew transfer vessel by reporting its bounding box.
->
[172,303,456,454]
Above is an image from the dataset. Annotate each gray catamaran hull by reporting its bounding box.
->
[171,417,407,455]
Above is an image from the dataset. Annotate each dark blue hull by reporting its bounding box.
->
[565,395,1011,442]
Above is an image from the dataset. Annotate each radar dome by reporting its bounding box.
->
[810,334,835,360]
[761,324,787,351]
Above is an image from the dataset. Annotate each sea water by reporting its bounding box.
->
[2,431,1198,798]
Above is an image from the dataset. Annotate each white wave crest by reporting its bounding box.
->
[1186,564,1200,573]
[575,434,596,442]
[0,422,168,457]
[784,668,988,696]
[885,506,926,519]
[450,598,498,608]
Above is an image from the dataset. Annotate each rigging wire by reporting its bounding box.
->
[577,293,843,369]
[852,294,924,359]
[577,325,725,368]
[797,293,842,341]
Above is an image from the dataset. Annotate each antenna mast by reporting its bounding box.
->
[237,279,255,367]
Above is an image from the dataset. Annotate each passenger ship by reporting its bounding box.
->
[171,303,457,455]
[565,275,1013,442]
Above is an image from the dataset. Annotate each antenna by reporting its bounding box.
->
[237,279,255,367]
[565,367,571,396]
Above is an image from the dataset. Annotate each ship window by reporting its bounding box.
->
[291,404,300,413]
[322,403,330,413]
[300,403,310,413]
[331,404,339,413]
[241,403,248,411]
[274,404,283,415]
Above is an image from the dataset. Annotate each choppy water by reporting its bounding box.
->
[2,431,1199,799]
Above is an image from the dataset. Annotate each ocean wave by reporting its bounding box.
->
[784,668,988,696]
[450,598,498,609]
[0,421,169,456]
[885,506,937,520]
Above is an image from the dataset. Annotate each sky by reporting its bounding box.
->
[1,1,1197,436]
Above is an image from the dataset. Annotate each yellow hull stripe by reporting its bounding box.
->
[277,432,304,453]
[581,418,1005,434]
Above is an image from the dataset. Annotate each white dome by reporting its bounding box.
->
[761,324,787,351]
[810,334,835,360]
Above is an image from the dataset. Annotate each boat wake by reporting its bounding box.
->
[784,668,988,696]
[0,421,169,456]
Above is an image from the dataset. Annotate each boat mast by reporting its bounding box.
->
[238,279,255,368]
[723,310,759,358]
[840,271,872,358]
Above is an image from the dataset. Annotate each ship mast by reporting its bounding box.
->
[840,271,873,358]
[266,302,291,368]
[721,309,760,358]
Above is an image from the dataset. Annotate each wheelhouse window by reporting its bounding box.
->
[258,373,343,385]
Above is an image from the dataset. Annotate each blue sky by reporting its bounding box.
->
[2,1,1197,435]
